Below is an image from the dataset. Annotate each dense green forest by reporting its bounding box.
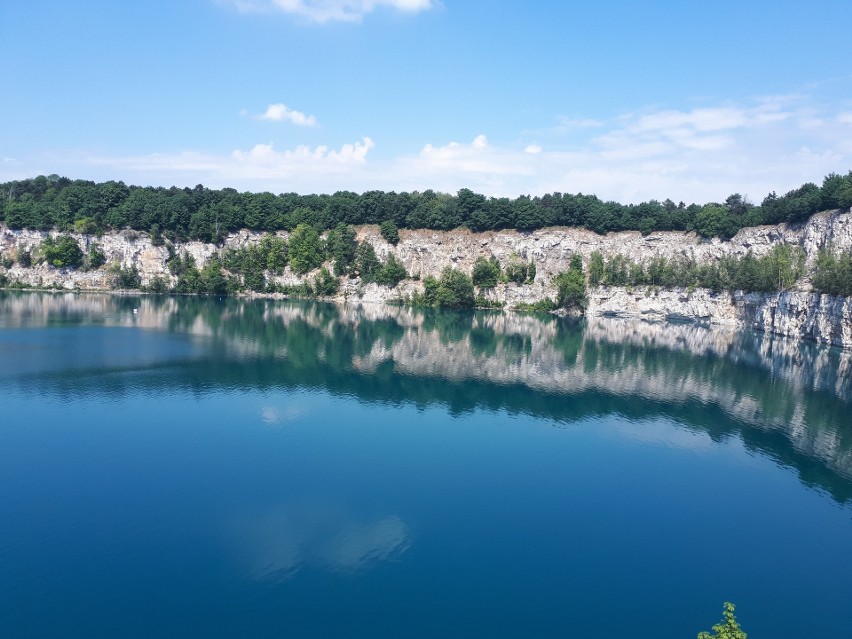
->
[3,172,852,240]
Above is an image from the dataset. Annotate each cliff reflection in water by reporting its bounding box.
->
[2,291,852,502]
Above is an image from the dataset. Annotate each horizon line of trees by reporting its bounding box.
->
[2,171,852,241]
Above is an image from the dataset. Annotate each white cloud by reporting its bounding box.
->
[795,146,844,164]
[596,139,673,161]
[631,107,749,133]
[799,117,824,129]
[416,135,535,179]
[9,98,851,205]
[256,103,317,126]
[471,134,488,149]
[229,0,434,23]
[231,137,373,165]
[76,137,374,192]
[601,103,790,157]
[394,100,850,200]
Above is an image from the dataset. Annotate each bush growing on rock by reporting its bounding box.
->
[355,241,381,283]
[505,255,535,284]
[412,269,475,309]
[263,235,289,273]
[585,246,804,294]
[554,256,587,311]
[375,254,407,287]
[434,267,475,308]
[472,256,501,288]
[288,224,323,274]
[326,223,357,275]
[112,266,141,290]
[380,220,399,245]
[313,267,339,296]
[146,276,169,294]
[87,245,106,269]
[41,235,84,269]
[812,246,852,296]
[588,251,605,286]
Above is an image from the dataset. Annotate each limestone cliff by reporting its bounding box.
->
[1,208,851,347]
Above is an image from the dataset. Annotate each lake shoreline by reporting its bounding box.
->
[2,285,851,350]
[3,210,852,347]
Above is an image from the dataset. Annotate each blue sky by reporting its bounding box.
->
[2,0,851,203]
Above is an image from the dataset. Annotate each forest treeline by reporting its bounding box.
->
[3,171,852,240]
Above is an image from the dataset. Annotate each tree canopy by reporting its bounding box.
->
[3,172,851,241]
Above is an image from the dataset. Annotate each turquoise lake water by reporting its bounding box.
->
[1,292,851,638]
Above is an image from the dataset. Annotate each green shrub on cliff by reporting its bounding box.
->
[434,268,475,308]
[112,266,141,290]
[87,245,106,269]
[41,235,83,269]
[313,267,339,296]
[288,224,323,274]
[380,219,400,245]
[585,245,804,294]
[505,255,535,284]
[812,246,852,296]
[554,255,586,310]
[472,256,501,288]
[375,254,407,287]
[355,241,381,282]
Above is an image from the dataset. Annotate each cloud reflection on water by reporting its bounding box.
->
[260,405,309,426]
[236,506,411,581]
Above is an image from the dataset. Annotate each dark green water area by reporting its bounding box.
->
[1,292,851,638]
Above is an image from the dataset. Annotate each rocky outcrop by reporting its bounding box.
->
[585,287,852,349]
[2,208,852,346]
[587,287,739,324]
[736,291,852,348]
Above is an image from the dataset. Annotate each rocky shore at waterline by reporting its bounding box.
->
[2,208,852,348]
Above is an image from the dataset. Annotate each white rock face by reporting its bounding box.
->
[736,291,852,348]
[362,208,852,283]
[587,287,739,324]
[2,209,852,346]
[584,286,852,348]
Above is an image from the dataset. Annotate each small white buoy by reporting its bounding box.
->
[133,308,138,314]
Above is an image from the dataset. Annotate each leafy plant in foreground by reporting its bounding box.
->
[697,602,747,639]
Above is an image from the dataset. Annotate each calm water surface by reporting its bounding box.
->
[1,292,851,638]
